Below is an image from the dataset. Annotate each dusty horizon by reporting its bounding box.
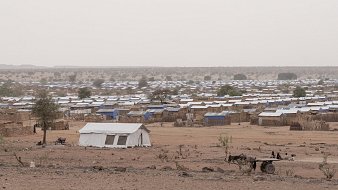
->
[1,64,338,68]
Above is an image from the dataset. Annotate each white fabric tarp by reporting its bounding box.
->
[79,123,151,148]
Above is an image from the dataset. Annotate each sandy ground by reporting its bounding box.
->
[1,122,338,190]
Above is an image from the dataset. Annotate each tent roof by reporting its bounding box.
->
[127,111,146,116]
[166,107,180,112]
[147,105,165,108]
[276,109,299,114]
[190,105,208,109]
[147,109,164,113]
[97,109,116,113]
[79,123,148,134]
[258,112,283,117]
[204,112,229,117]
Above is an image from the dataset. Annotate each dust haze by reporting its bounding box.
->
[1,0,338,67]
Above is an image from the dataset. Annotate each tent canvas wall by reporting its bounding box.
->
[258,112,284,126]
[204,112,231,126]
[79,123,151,148]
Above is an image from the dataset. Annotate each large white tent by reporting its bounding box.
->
[79,123,151,148]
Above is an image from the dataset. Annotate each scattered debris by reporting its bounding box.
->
[253,175,266,181]
[175,161,189,171]
[114,167,127,172]
[216,167,225,173]
[161,166,173,171]
[178,171,192,177]
[146,165,156,170]
[13,153,25,167]
[202,167,214,172]
[30,161,36,168]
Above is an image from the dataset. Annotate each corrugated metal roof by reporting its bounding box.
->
[208,104,221,108]
[228,100,242,103]
[97,109,115,113]
[310,106,329,111]
[103,101,117,106]
[234,102,250,105]
[180,99,193,102]
[243,109,256,113]
[329,105,338,109]
[147,105,165,108]
[190,105,208,109]
[179,104,188,108]
[147,109,164,113]
[258,112,283,117]
[166,107,180,112]
[127,111,145,116]
[221,104,233,107]
[91,102,104,105]
[187,102,203,106]
[204,112,229,117]
[79,123,146,134]
[298,107,311,112]
[276,109,299,114]
[203,101,214,105]
[118,101,135,106]
[307,102,325,106]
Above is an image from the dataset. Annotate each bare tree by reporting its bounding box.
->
[32,90,59,146]
[150,89,172,103]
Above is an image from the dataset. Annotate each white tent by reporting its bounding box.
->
[79,123,151,148]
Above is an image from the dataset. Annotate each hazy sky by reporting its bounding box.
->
[1,0,338,67]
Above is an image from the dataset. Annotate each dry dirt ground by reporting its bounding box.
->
[1,122,338,190]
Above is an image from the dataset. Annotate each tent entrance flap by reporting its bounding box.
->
[140,133,143,145]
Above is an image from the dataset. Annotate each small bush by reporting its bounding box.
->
[218,134,232,158]
[321,167,336,180]
[175,161,189,171]
[157,149,170,162]
[175,145,190,159]
[33,151,50,167]
[319,153,336,180]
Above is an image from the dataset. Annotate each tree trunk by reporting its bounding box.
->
[42,121,47,145]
